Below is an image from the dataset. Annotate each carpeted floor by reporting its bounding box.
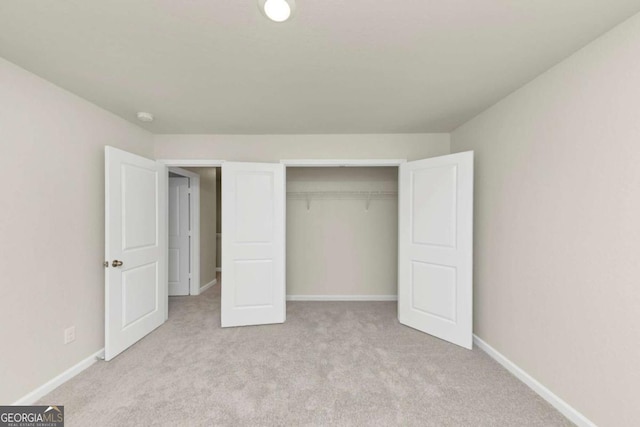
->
[38,276,571,426]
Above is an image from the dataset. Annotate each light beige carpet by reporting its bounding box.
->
[38,278,571,426]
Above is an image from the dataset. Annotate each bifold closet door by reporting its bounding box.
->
[398,151,474,349]
[221,162,286,327]
[105,146,167,361]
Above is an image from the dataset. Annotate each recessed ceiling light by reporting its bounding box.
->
[259,0,295,23]
[136,112,154,122]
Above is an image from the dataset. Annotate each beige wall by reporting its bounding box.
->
[184,168,217,288]
[0,58,153,404]
[451,13,640,427]
[287,168,398,296]
[154,134,450,161]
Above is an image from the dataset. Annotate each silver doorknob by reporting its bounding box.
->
[112,260,123,267]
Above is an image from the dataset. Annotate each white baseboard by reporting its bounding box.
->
[287,295,397,301]
[473,335,595,427]
[12,348,104,405]
[199,278,217,293]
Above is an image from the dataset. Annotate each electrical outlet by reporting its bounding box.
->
[64,326,76,344]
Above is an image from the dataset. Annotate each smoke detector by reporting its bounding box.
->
[136,112,154,123]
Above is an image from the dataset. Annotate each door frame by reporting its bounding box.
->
[160,158,406,304]
[167,167,201,297]
[280,158,406,299]
[280,159,406,167]
[159,160,224,319]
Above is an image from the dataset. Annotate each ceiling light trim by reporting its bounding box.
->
[258,0,296,23]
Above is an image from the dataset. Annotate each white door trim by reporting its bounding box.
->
[159,159,226,167]
[280,159,406,167]
[168,167,201,297]
[160,159,405,167]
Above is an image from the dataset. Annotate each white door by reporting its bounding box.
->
[221,162,286,327]
[168,177,190,296]
[105,146,167,360]
[398,151,474,349]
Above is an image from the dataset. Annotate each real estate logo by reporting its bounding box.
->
[0,406,64,427]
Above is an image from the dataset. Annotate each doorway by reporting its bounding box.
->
[166,167,219,302]
[166,167,200,297]
[285,166,399,301]
[168,169,193,296]
[160,161,225,326]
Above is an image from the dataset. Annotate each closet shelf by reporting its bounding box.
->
[287,190,397,211]
[287,190,397,198]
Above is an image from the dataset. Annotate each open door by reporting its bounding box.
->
[168,177,190,296]
[105,146,167,360]
[221,162,286,327]
[398,151,473,349]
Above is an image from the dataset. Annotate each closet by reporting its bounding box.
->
[219,154,473,349]
[285,167,399,300]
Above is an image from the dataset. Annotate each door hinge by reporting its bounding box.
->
[103,261,109,268]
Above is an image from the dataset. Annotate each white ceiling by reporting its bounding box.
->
[1,1,639,134]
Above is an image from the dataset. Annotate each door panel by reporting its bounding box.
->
[105,146,167,361]
[234,259,274,307]
[122,262,158,326]
[234,173,275,242]
[221,162,285,327]
[168,177,190,296]
[122,164,158,250]
[398,152,473,349]
[411,164,457,247]
[411,261,456,322]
